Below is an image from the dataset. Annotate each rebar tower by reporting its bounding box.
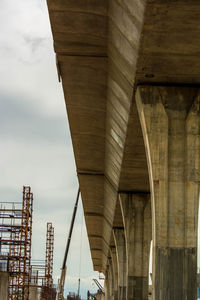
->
[45,222,54,288]
[0,202,22,273]
[9,186,33,300]
[30,259,56,300]
[40,222,55,300]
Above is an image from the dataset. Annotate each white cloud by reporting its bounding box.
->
[0,0,65,117]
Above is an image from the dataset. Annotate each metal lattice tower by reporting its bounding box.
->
[45,222,54,288]
[40,222,55,300]
[9,186,33,300]
[30,222,55,300]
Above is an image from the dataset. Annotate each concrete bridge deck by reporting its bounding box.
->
[47,1,200,299]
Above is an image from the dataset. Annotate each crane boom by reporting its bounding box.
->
[56,188,80,300]
[93,279,104,293]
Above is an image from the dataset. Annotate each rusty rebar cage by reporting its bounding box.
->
[45,222,54,288]
[0,202,22,273]
[40,222,55,300]
[8,186,33,300]
[30,223,55,300]
[30,260,46,287]
[30,260,56,300]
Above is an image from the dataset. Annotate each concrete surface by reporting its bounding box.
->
[136,86,200,299]
[120,194,151,300]
[46,1,200,299]
[29,283,39,300]
[0,272,9,300]
[113,229,126,300]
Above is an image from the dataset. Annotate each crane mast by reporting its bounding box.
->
[56,188,80,300]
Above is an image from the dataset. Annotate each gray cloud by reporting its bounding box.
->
[0,186,21,202]
[0,91,70,145]
[23,36,48,52]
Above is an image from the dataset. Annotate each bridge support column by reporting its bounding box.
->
[108,257,115,300]
[136,86,200,300]
[110,247,119,300]
[29,284,38,300]
[0,272,9,300]
[120,194,151,300]
[105,261,113,300]
[113,228,127,300]
[104,277,109,300]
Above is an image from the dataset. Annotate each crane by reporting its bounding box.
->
[56,188,80,300]
[93,279,104,293]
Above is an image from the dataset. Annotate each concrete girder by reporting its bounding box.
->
[47,0,107,56]
[136,1,200,84]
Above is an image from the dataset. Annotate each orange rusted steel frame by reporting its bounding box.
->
[45,222,54,287]
[30,222,55,300]
[8,186,33,300]
[41,222,54,299]
[30,262,56,299]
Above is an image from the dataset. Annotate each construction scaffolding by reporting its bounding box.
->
[30,259,45,287]
[41,222,55,300]
[30,222,55,300]
[0,186,33,300]
[45,222,54,288]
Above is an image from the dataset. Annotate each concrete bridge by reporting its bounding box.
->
[46,1,200,299]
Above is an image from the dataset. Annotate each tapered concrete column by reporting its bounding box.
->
[104,277,109,300]
[0,272,9,300]
[107,257,114,300]
[113,228,127,300]
[136,86,200,300]
[29,284,38,300]
[110,247,119,300]
[120,194,152,300]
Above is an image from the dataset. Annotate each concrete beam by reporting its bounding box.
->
[136,86,200,300]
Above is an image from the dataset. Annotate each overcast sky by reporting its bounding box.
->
[0,0,101,298]
[1,0,200,298]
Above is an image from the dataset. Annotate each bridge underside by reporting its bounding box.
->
[47,1,200,299]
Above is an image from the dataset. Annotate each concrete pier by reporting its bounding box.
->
[0,272,9,300]
[29,283,38,300]
[104,279,108,300]
[120,194,151,300]
[113,229,126,300]
[110,247,118,300]
[107,257,114,300]
[136,86,200,300]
